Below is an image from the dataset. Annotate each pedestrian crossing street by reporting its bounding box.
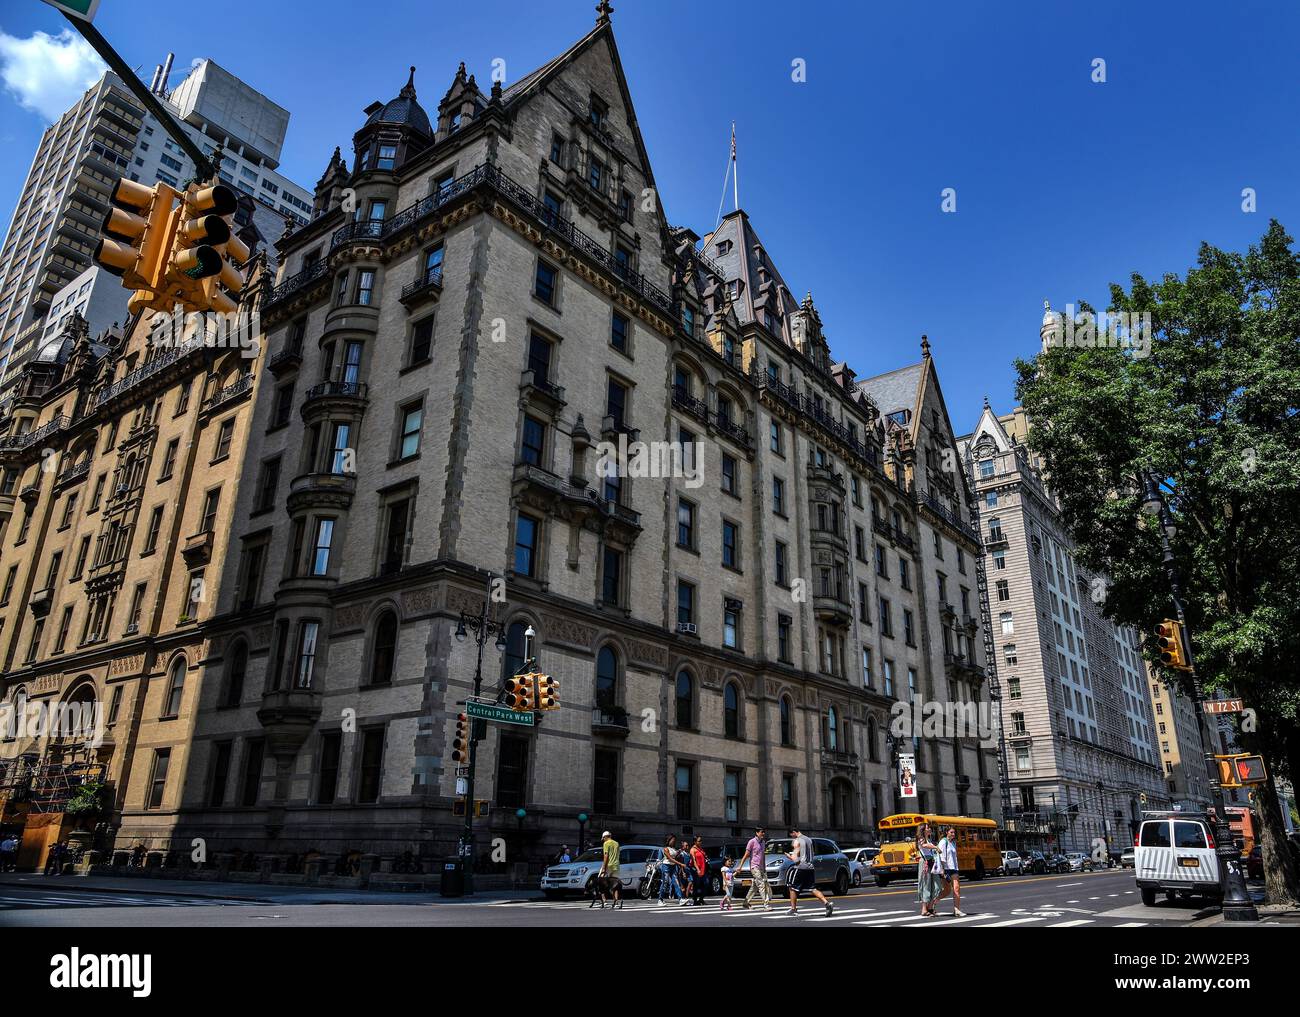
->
[0,891,260,910]
[488,892,1151,928]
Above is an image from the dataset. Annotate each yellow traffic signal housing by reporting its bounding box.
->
[163,183,243,312]
[1154,620,1191,671]
[94,178,178,306]
[535,673,559,711]
[504,673,534,712]
[451,712,470,763]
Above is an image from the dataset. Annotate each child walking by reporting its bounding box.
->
[720,856,736,910]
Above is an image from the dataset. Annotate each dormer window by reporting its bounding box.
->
[589,158,605,192]
[449,112,462,132]
[377,145,397,171]
[716,240,732,256]
[589,96,608,130]
[358,147,371,172]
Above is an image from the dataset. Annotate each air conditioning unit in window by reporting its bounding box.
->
[676,622,698,636]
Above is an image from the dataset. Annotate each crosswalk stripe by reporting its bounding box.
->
[980,917,1044,927]
[804,909,886,923]
[853,912,933,926]
[903,913,997,927]
[1114,922,1148,927]
[1047,919,1094,927]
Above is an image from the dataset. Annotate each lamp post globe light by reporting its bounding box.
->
[1139,473,1258,921]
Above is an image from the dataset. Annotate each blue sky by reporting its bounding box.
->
[2,0,1296,428]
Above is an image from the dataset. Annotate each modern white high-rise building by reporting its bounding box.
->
[0,56,313,406]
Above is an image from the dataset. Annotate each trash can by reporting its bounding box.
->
[440,857,465,897]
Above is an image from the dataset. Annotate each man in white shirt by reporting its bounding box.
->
[934,827,966,916]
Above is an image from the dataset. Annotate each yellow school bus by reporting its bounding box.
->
[869,813,1001,886]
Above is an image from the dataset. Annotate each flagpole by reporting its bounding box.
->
[731,122,739,211]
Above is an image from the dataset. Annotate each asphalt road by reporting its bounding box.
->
[0,867,1232,927]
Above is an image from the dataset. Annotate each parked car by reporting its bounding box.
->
[1065,851,1094,872]
[841,846,879,886]
[1134,812,1222,907]
[539,844,659,898]
[733,837,852,897]
[1022,850,1050,875]
[701,842,748,896]
[1120,848,1136,868]
[999,850,1023,876]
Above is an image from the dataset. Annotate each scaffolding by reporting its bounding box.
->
[0,752,105,814]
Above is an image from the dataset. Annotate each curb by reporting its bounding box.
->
[0,878,269,903]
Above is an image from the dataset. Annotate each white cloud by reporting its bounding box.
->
[0,28,106,121]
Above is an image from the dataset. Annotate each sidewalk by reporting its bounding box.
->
[0,872,544,905]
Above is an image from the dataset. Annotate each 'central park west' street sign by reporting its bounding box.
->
[42,0,101,23]
[466,700,535,727]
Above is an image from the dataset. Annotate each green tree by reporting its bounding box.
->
[1014,220,1300,908]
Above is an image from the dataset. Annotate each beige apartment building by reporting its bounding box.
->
[0,255,267,868]
[960,379,1174,852]
[137,9,1000,870]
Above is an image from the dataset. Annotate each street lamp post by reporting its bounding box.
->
[1141,474,1258,922]
[453,576,509,897]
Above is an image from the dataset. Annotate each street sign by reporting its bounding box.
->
[1203,699,1243,715]
[455,777,467,796]
[41,0,100,22]
[466,700,535,727]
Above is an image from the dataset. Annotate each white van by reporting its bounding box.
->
[1134,812,1222,906]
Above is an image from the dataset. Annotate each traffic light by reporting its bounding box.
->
[535,672,559,711]
[451,712,470,763]
[165,183,246,313]
[94,178,177,313]
[504,673,534,712]
[1217,754,1267,788]
[1154,620,1191,671]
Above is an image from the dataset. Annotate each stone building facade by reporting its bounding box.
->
[0,261,268,867]
[960,397,1172,853]
[80,10,1003,867]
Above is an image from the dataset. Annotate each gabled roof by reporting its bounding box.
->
[698,211,801,343]
[855,362,925,419]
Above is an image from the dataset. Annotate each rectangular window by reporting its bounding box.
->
[357,728,384,803]
[213,417,235,460]
[676,580,695,626]
[143,507,163,554]
[527,332,553,382]
[610,311,629,351]
[200,488,221,532]
[879,597,893,637]
[606,377,628,429]
[521,415,546,466]
[398,403,422,459]
[778,614,792,662]
[295,621,320,688]
[601,546,623,606]
[310,519,334,575]
[593,748,618,814]
[514,513,539,577]
[241,739,264,806]
[721,453,736,496]
[722,520,739,568]
[256,458,281,513]
[208,741,233,807]
[676,498,695,549]
[160,439,178,479]
[723,603,739,648]
[147,749,171,809]
[534,261,557,305]
[674,763,694,820]
[772,476,785,515]
[410,316,434,364]
[903,609,915,646]
[316,732,342,804]
[725,769,741,823]
[775,541,788,586]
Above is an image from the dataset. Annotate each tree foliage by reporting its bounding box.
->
[1014,220,1300,904]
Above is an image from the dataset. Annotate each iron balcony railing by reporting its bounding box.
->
[713,411,750,446]
[671,386,708,423]
[330,219,385,248]
[400,264,444,301]
[304,380,368,402]
[0,415,70,453]
[919,487,981,543]
[95,344,201,407]
[205,373,253,412]
[267,259,330,307]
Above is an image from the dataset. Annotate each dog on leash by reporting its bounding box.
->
[587,874,623,909]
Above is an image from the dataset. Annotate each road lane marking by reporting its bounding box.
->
[853,912,932,926]
[904,913,997,927]
[981,917,1044,927]
[1048,919,1094,927]
[1115,922,1148,927]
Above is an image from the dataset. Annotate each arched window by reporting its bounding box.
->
[779,695,793,746]
[162,657,187,718]
[371,611,398,685]
[61,684,98,743]
[224,640,248,708]
[502,621,528,678]
[595,646,618,710]
[867,717,879,762]
[724,683,740,739]
[826,706,839,751]
[675,670,694,728]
